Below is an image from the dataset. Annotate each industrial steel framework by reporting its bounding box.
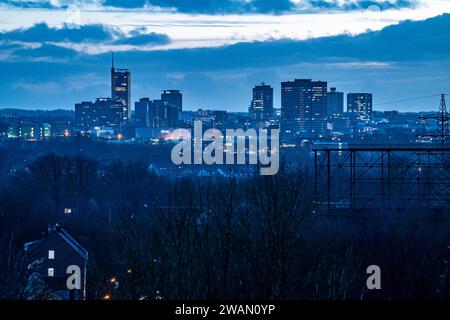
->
[419,94,450,145]
[313,145,450,211]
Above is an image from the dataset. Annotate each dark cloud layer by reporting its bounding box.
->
[0,13,449,111]
[0,0,416,13]
[0,23,114,43]
[113,31,170,46]
[0,23,171,47]
[103,0,414,13]
[309,0,416,11]
[95,13,450,72]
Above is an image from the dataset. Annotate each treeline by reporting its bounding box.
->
[0,153,449,300]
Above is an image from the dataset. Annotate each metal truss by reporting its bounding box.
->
[314,145,450,211]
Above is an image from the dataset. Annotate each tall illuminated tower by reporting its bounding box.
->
[111,52,131,123]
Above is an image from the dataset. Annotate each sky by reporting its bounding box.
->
[0,0,450,112]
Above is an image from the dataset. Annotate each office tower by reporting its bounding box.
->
[161,90,182,113]
[93,97,123,127]
[111,53,131,122]
[152,99,163,127]
[160,103,179,128]
[347,93,373,121]
[75,101,93,130]
[281,79,327,137]
[250,82,274,126]
[153,98,178,128]
[148,99,160,128]
[327,87,344,116]
[135,98,152,127]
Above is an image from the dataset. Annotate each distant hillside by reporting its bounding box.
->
[0,109,74,119]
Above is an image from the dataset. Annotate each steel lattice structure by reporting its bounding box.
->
[419,94,450,145]
[313,145,450,211]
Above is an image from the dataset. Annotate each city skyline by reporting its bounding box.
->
[2,0,450,306]
[0,2,450,112]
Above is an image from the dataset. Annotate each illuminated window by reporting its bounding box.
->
[48,268,54,277]
[48,250,55,260]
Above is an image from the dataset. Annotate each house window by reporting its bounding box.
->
[48,250,55,260]
[48,268,54,277]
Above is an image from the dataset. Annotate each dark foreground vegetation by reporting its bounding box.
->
[0,151,449,300]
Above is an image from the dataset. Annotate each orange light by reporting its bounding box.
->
[110,277,116,283]
[103,294,111,300]
[127,268,132,273]
[117,133,123,140]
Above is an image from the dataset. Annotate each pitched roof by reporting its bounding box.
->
[24,224,88,260]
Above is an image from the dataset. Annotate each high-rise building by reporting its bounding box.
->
[347,93,373,121]
[135,98,152,127]
[152,99,163,127]
[159,102,179,128]
[281,79,327,137]
[250,82,273,126]
[93,97,123,127]
[75,98,123,130]
[327,87,344,116]
[75,101,93,130]
[111,53,131,122]
[161,90,182,113]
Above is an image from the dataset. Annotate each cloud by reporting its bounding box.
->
[3,13,450,68]
[88,13,449,74]
[0,23,114,43]
[1,13,449,111]
[0,0,56,9]
[0,23,171,50]
[0,0,417,13]
[11,44,78,62]
[113,29,170,46]
[87,0,294,13]
[306,0,417,11]
[103,0,415,13]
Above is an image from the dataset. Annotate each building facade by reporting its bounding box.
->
[135,98,152,127]
[75,98,123,130]
[111,56,131,122]
[281,79,327,138]
[327,87,344,116]
[347,93,373,121]
[75,101,93,130]
[250,82,274,127]
[161,90,182,113]
[24,224,88,300]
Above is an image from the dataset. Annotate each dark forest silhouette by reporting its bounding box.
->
[0,152,449,300]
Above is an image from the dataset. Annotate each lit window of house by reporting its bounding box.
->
[48,250,55,260]
[48,268,54,277]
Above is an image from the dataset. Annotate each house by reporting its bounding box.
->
[24,224,88,300]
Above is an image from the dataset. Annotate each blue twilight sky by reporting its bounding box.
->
[0,0,450,112]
